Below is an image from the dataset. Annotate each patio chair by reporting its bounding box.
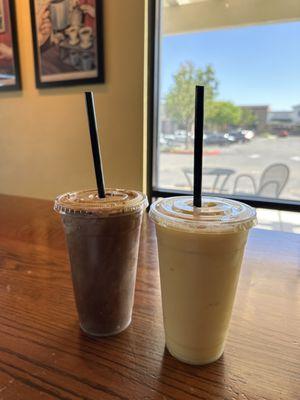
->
[233,163,290,198]
[183,167,235,193]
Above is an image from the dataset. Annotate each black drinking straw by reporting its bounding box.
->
[193,86,204,208]
[85,92,106,199]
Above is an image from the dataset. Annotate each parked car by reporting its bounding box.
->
[163,130,193,146]
[204,133,231,146]
[278,130,289,137]
[174,130,188,144]
[163,134,176,146]
[159,136,168,146]
[225,131,247,143]
[241,130,255,140]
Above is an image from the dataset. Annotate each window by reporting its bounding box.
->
[150,0,300,211]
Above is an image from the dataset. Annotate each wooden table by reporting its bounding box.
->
[0,195,299,400]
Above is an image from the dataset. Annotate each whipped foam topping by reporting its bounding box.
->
[149,196,256,233]
[54,189,148,216]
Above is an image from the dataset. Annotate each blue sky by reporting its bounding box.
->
[161,21,300,110]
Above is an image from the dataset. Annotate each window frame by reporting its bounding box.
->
[147,0,300,212]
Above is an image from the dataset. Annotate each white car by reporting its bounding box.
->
[174,130,188,143]
[241,130,255,140]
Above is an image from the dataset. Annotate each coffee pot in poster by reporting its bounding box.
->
[50,0,70,32]
[70,4,84,28]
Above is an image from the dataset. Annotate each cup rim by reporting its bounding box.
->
[54,188,148,217]
[149,195,257,233]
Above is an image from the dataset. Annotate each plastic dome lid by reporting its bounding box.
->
[149,196,256,233]
[54,189,148,216]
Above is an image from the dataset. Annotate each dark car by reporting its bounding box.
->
[225,131,247,143]
[204,133,231,146]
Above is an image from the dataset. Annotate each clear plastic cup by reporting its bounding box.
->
[150,196,256,365]
[54,189,148,336]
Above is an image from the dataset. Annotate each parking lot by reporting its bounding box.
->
[157,136,300,201]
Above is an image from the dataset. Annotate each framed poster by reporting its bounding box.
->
[30,0,104,88]
[0,0,21,91]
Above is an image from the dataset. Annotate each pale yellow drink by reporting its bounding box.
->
[150,196,256,365]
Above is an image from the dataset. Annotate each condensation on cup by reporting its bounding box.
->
[55,188,148,337]
[150,196,257,365]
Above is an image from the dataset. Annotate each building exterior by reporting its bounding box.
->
[160,101,300,136]
[240,105,269,133]
[267,110,293,126]
[267,104,300,133]
[291,104,300,125]
[240,104,300,134]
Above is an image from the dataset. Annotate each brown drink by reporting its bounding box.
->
[55,189,148,336]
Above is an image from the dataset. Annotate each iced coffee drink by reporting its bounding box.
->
[150,196,256,365]
[55,189,148,336]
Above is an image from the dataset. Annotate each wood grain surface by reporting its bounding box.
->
[0,194,299,400]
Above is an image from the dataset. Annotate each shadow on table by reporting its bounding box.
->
[156,347,227,399]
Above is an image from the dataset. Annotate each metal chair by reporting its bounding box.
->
[233,163,290,198]
[183,167,235,193]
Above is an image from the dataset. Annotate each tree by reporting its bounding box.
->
[207,101,241,130]
[165,62,218,147]
[239,109,257,128]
